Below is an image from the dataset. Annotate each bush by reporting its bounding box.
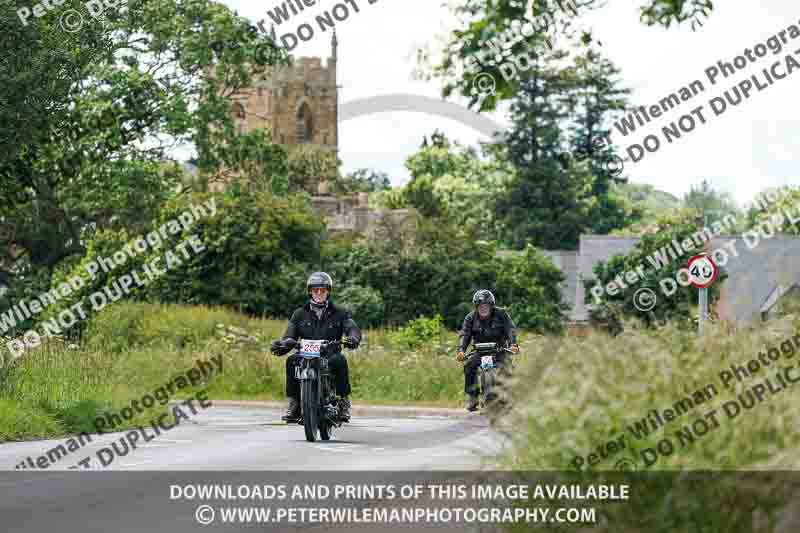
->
[388,315,445,350]
[496,244,568,334]
[337,285,384,328]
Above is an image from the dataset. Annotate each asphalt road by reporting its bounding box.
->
[0,405,505,471]
[0,405,508,532]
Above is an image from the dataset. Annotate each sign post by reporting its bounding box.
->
[687,254,718,335]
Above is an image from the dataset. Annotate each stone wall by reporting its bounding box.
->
[310,194,415,236]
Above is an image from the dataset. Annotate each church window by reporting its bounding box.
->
[231,102,246,119]
[296,102,313,144]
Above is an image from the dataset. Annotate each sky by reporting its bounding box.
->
[218,0,800,207]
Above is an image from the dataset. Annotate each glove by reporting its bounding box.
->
[456,351,466,362]
[510,344,520,354]
[344,336,359,349]
[270,340,289,356]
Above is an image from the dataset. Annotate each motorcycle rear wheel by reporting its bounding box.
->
[320,380,335,441]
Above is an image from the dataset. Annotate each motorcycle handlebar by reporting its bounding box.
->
[286,339,355,352]
[465,347,515,358]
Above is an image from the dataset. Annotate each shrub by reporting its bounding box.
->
[388,315,445,350]
[336,285,384,328]
[495,244,568,334]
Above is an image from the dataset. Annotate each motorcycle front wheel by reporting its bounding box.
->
[301,379,319,442]
[480,368,497,406]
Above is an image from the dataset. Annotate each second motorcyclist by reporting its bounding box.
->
[456,289,520,411]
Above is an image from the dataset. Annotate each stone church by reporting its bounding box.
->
[221,30,415,236]
[227,30,339,152]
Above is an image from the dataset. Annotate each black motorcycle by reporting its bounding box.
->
[466,342,514,409]
[290,338,351,442]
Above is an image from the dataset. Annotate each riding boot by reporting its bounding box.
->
[282,397,301,422]
[339,397,351,422]
[465,394,479,412]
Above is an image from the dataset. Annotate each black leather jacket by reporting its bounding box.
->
[280,300,362,354]
[457,307,517,353]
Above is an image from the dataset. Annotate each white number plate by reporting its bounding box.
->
[299,340,323,357]
[481,356,495,368]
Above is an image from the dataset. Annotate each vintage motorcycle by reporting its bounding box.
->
[466,342,514,410]
[291,338,353,442]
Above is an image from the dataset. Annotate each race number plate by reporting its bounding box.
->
[480,356,495,369]
[299,339,323,358]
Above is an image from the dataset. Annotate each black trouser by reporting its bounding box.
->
[286,353,351,399]
[464,352,510,396]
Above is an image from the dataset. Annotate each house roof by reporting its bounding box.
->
[541,251,579,312]
[711,236,800,323]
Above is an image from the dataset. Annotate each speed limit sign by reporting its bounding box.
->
[687,255,718,288]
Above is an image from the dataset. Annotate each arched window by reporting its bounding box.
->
[231,102,246,120]
[296,102,313,143]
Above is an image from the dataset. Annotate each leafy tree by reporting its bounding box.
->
[46,191,326,325]
[419,0,715,110]
[749,186,800,235]
[323,215,567,331]
[285,144,340,194]
[0,0,290,295]
[400,131,512,239]
[563,47,640,234]
[682,179,741,228]
[403,175,446,218]
[339,169,391,193]
[564,48,629,195]
[494,49,596,250]
[611,181,682,219]
[495,244,567,333]
[337,285,385,328]
[493,44,641,248]
[639,0,714,29]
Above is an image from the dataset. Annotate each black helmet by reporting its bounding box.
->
[472,289,495,307]
[307,272,333,292]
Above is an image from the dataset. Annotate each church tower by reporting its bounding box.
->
[228,29,339,151]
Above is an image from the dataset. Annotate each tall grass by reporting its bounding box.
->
[494,317,800,532]
[497,315,800,470]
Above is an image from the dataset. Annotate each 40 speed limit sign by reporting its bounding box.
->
[687,254,718,288]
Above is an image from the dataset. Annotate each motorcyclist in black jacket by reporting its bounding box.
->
[270,272,362,422]
[456,289,520,411]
